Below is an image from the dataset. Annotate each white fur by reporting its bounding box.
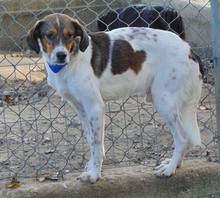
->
[40,26,202,183]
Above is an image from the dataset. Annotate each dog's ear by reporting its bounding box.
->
[27,21,44,54]
[72,20,89,52]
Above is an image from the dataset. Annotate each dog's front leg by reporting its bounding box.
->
[78,103,105,183]
[61,92,105,183]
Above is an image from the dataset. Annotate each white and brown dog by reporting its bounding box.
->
[27,13,203,183]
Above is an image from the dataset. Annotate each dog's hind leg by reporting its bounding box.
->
[181,105,201,147]
[153,91,201,176]
[151,62,202,176]
[150,84,198,176]
[154,106,190,176]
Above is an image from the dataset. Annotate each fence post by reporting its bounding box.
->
[210,0,220,161]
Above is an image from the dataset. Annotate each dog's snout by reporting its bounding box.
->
[56,51,67,63]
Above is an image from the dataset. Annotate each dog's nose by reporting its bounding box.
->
[56,51,67,63]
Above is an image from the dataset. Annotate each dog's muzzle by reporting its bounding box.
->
[48,50,68,73]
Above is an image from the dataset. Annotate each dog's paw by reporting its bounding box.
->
[154,159,176,177]
[77,170,101,183]
[77,160,102,183]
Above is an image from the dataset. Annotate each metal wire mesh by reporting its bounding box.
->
[0,0,217,182]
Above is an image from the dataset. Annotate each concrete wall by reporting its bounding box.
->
[0,0,211,57]
[0,0,141,52]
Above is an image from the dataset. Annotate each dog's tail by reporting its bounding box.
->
[195,52,205,78]
[189,49,205,78]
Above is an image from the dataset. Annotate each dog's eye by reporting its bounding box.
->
[45,32,55,40]
[65,33,74,40]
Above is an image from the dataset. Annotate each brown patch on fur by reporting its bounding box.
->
[38,26,58,55]
[90,32,110,77]
[111,40,146,75]
[30,14,87,56]
[63,28,77,53]
[38,15,75,55]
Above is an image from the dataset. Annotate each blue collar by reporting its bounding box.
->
[48,63,66,73]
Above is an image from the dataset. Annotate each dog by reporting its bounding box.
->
[27,13,203,183]
[97,5,185,40]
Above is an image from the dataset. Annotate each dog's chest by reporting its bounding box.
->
[47,71,70,95]
[46,64,100,103]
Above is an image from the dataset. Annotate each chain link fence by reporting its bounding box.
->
[0,0,218,182]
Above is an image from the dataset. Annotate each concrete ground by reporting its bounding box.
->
[2,159,220,198]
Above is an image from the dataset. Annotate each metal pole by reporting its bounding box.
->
[210,0,220,161]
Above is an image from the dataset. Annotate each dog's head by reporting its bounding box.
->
[27,13,89,68]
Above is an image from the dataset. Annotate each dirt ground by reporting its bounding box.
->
[0,55,218,183]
